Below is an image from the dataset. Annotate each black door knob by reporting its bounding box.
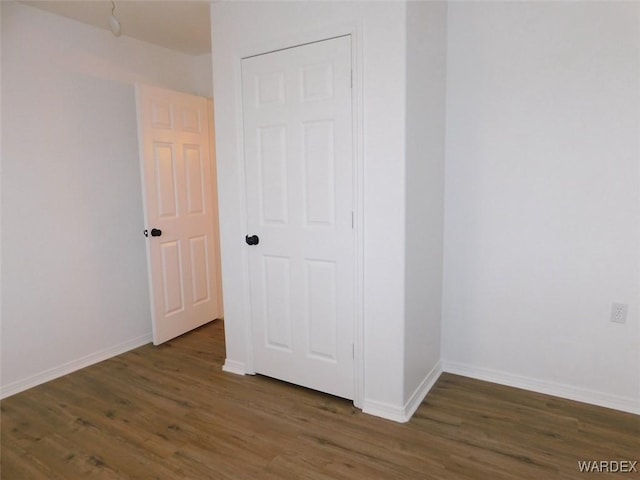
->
[151,228,162,237]
[245,235,259,246]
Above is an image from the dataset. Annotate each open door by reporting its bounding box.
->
[136,84,222,345]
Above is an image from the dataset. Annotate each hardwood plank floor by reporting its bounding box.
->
[2,320,638,479]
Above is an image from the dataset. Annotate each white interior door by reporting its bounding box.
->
[242,36,355,399]
[136,84,222,345]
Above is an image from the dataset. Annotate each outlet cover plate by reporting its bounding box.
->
[611,302,628,324]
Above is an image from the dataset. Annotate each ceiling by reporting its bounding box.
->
[20,0,212,55]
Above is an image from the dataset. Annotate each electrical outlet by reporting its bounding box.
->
[611,303,628,324]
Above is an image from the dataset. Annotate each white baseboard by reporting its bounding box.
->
[404,360,443,420]
[222,358,246,375]
[0,333,152,400]
[362,398,407,423]
[441,361,640,416]
[363,361,443,423]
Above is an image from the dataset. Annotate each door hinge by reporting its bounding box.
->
[350,69,353,89]
[351,211,354,229]
[352,343,355,359]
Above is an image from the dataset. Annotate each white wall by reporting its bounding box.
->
[210,1,410,413]
[443,2,640,413]
[1,1,211,396]
[403,1,447,407]
[192,53,214,98]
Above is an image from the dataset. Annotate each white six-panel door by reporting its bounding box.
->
[136,84,222,345]
[242,36,355,399]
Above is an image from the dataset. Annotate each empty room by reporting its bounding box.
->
[1,1,638,478]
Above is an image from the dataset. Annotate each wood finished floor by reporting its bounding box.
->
[1,320,638,479]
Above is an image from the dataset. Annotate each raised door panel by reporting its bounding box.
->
[154,143,178,218]
[151,100,173,129]
[256,72,286,108]
[262,256,292,351]
[189,235,211,305]
[305,260,337,361]
[180,106,202,133]
[258,126,289,225]
[301,63,334,102]
[184,145,205,216]
[160,241,184,316]
[303,120,335,227]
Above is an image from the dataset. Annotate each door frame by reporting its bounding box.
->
[232,24,365,408]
